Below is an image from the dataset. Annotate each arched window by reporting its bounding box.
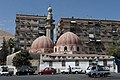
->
[75,60,79,66]
[55,48,57,52]
[77,47,79,51]
[64,46,67,51]
[70,46,73,51]
[58,47,61,51]
[62,60,65,66]
[71,46,74,51]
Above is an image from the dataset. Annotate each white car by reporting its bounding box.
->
[71,67,82,74]
[60,68,69,74]
[60,67,83,74]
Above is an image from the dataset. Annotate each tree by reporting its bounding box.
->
[106,44,120,58]
[12,50,32,68]
[7,38,15,54]
[0,37,9,65]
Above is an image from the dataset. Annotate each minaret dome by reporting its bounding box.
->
[48,6,52,12]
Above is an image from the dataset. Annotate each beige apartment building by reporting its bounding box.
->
[56,17,120,54]
[15,14,47,49]
[15,7,55,50]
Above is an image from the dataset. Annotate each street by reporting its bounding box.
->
[0,73,120,80]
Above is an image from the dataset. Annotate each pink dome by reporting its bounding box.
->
[30,36,54,52]
[56,32,81,46]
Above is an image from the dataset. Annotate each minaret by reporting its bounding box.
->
[46,6,55,41]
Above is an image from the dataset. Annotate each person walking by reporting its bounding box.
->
[69,65,72,74]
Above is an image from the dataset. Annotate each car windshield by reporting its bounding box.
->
[1,67,8,72]
[44,68,49,70]
[87,66,92,70]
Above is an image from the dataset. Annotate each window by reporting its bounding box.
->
[70,28,75,32]
[33,20,37,22]
[88,22,93,24]
[58,47,61,51]
[77,47,79,51]
[64,46,67,51]
[55,48,57,52]
[95,23,100,26]
[96,47,102,52]
[112,27,117,33]
[89,34,94,38]
[27,26,31,28]
[33,26,38,30]
[70,46,74,51]
[27,19,31,21]
[33,26,38,28]
[75,60,79,66]
[21,25,25,28]
[70,21,76,23]
[103,60,107,66]
[20,38,24,40]
[89,60,93,65]
[91,67,96,70]
[27,38,30,41]
[39,19,45,23]
[62,60,65,67]
[1,67,8,72]
[113,42,116,45]
[95,27,100,33]
[49,61,52,67]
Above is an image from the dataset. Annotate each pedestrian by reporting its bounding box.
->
[69,65,72,74]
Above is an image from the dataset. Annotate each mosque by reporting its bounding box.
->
[29,32,115,72]
[29,6,115,73]
[7,6,116,73]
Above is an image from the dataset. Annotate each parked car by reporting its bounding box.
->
[86,65,110,77]
[16,66,35,75]
[0,66,13,76]
[38,67,56,75]
[60,68,69,74]
[60,67,83,74]
[71,67,82,74]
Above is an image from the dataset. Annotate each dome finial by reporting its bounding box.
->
[49,4,51,7]
[48,4,52,12]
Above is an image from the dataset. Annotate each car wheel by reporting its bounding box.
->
[92,74,96,78]
[75,71,78,74]
[10,74,12,76]
[39,73,43,75]
[103,73,107,77]
[97,74,101,77]
[62,71,65,74]
[88,74,91,77]
[27,73,30,75]
[16,73,19,76]
[51,72,54,75]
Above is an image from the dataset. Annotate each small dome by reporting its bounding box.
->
[56,32,81,46]
[48,6,52,12]
[30,36,54,53]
